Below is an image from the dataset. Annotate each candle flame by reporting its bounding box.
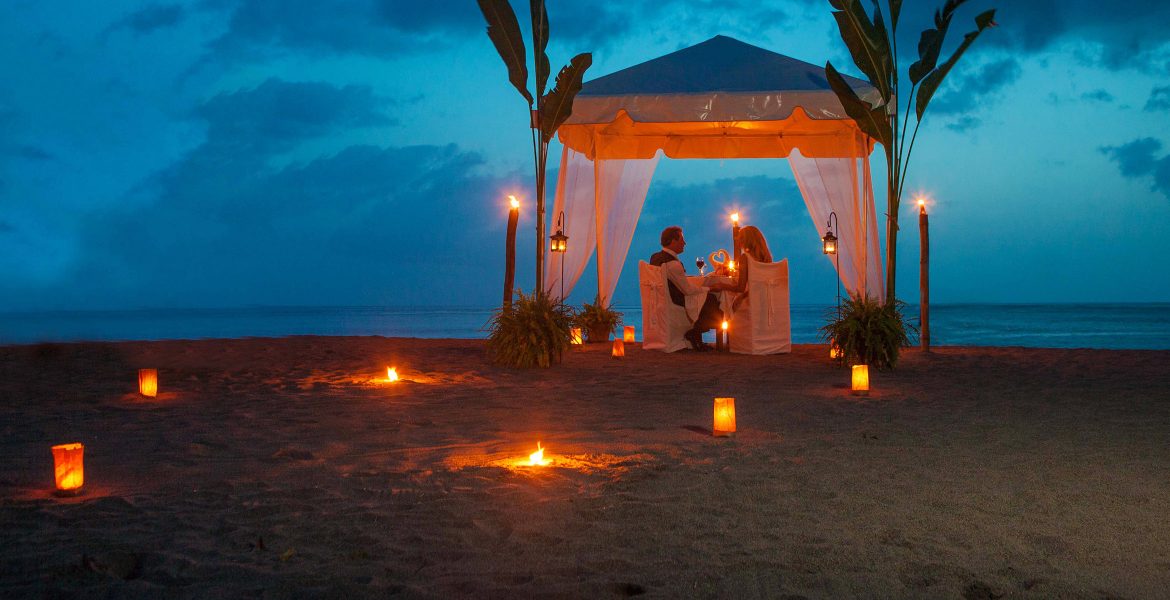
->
[387,367,398,382]
[917,197,926,207]
[528,442,549,466]
[508,195,520,210]
[728,260,736,272]
[721,320,729,331]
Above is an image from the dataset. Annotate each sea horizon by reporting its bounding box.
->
[2,302,1167,350]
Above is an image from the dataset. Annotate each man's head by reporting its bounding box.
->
[660,226,685,254]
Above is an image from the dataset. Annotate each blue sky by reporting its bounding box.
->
[2,0,1168,311]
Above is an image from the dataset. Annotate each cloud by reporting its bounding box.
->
[929,58,1021,116]
[1146,85,1170,112]
[200,0,482,63]
[1080,89,1114,103]
[1101,137,1170,200]
[105,4,185,36]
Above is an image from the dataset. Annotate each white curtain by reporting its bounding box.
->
[788,142,884,300]
[544,147,659,303]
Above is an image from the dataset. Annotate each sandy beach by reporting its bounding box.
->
[1,336,1168,598]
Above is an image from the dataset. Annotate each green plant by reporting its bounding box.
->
[825,0,996,304]
[477,0,592,293]
[575,296,622,342]
[820,293,916,369]
[487,290,576,368]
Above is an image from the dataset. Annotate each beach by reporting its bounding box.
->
[2,336,1168,598]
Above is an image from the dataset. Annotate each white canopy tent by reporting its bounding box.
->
[544,35,885,305]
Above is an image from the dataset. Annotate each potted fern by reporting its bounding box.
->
[576,296,622,343]
[487,290,576,368]
[820,292,915,370]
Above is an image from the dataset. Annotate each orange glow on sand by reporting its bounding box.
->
[528,442,549,466]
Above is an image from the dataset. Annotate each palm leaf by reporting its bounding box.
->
[477,0,532,105]
[889,0,903,32]
[530,0,550,100]
[826,61,892,146]
[539,53,592,143]
[908,0,969,85]
[830,0,892,100]
[915,9,996,120]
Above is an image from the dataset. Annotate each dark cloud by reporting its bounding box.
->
[1146,85,1170,112]
[1080,89,1114,103]
[106,4,185,35]
[201,0,481,62]
[926,58,1021,126]
[946,116,982,133]
[1101,137,1170,200]
[191,78,393,158]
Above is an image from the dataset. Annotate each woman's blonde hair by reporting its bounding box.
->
[736,225,773,263]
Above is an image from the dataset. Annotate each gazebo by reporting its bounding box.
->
[544,35,885,304]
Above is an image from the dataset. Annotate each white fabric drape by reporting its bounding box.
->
[544,147,659,303]
[788,143,884,300]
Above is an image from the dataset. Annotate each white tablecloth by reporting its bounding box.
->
[688,275,738,319]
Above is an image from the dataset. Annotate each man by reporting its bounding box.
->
[649,226,723,351]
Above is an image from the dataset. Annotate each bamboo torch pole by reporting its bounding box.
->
[918,198,930,352]
[503,195,519,307]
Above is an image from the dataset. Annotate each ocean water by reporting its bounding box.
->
[1,304,1167,350]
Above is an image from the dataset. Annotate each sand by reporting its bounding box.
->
[1,337,1168,598]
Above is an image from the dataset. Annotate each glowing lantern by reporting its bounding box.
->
[829,341,842,359]
[851,364,870,395]
[138,369,158,397]
[623,325,635,343]
[51,443,84,495]
[713,398,736,436]
[387,367,398,382]
[528,442,549,466]
[612,339,625,357]
[570,328,583,345]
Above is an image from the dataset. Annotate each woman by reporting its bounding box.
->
[710,225,773,312]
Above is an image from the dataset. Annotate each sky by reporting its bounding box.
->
[2,0,1169,312]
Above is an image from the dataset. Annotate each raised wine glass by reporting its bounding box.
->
[695,256,706,277]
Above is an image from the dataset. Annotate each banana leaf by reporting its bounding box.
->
[830,0,892,100]
[477,0,532,105]
[908,0,969,84]
[539,53,592,143]
[826,62,892,146]
[916,9,996,120]
[530,0,550,100]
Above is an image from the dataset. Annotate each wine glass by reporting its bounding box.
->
[695,256,706,276]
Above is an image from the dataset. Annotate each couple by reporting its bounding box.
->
[650,225,773,351]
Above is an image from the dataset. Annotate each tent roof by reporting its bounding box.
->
[566,35,881,125]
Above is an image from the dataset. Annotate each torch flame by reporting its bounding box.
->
[508,195,520,210]
[730,212,739,223]
[528,442,549,466]
[387,367,398,382]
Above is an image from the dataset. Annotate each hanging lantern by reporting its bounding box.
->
[51,443,84,495]
[138,369,158,398]
[570,328,583,345]
[611,339,625,358]
[623,325,635,343]
[549,228,568,253]
[851,365,870,395]
[822,228,838,255]
[713,398,736,437]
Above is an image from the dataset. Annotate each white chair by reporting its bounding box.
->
[638,261,693,352]
[729,257,791,355]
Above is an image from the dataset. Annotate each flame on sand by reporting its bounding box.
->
[387,367,398,382]
[528,442,549,466]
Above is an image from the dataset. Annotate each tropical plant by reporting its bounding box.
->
[487,290,576,368]
[477,0,592,294]
[825,0,996,305]
[821,292,916,370]
[575,296,622,343]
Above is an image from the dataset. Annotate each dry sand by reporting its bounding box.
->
[1,337,1168,598]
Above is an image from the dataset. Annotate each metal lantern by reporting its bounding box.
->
[822,228,838,255]
[550,211,568,253]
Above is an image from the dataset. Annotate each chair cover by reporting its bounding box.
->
[729,257,791,355]
[638,261,692,353]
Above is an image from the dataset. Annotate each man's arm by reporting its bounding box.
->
[662,261,707,296]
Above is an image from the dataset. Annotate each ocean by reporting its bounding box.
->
[1,304,1167,350]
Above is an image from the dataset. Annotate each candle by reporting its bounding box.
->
[713,397,736,436]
